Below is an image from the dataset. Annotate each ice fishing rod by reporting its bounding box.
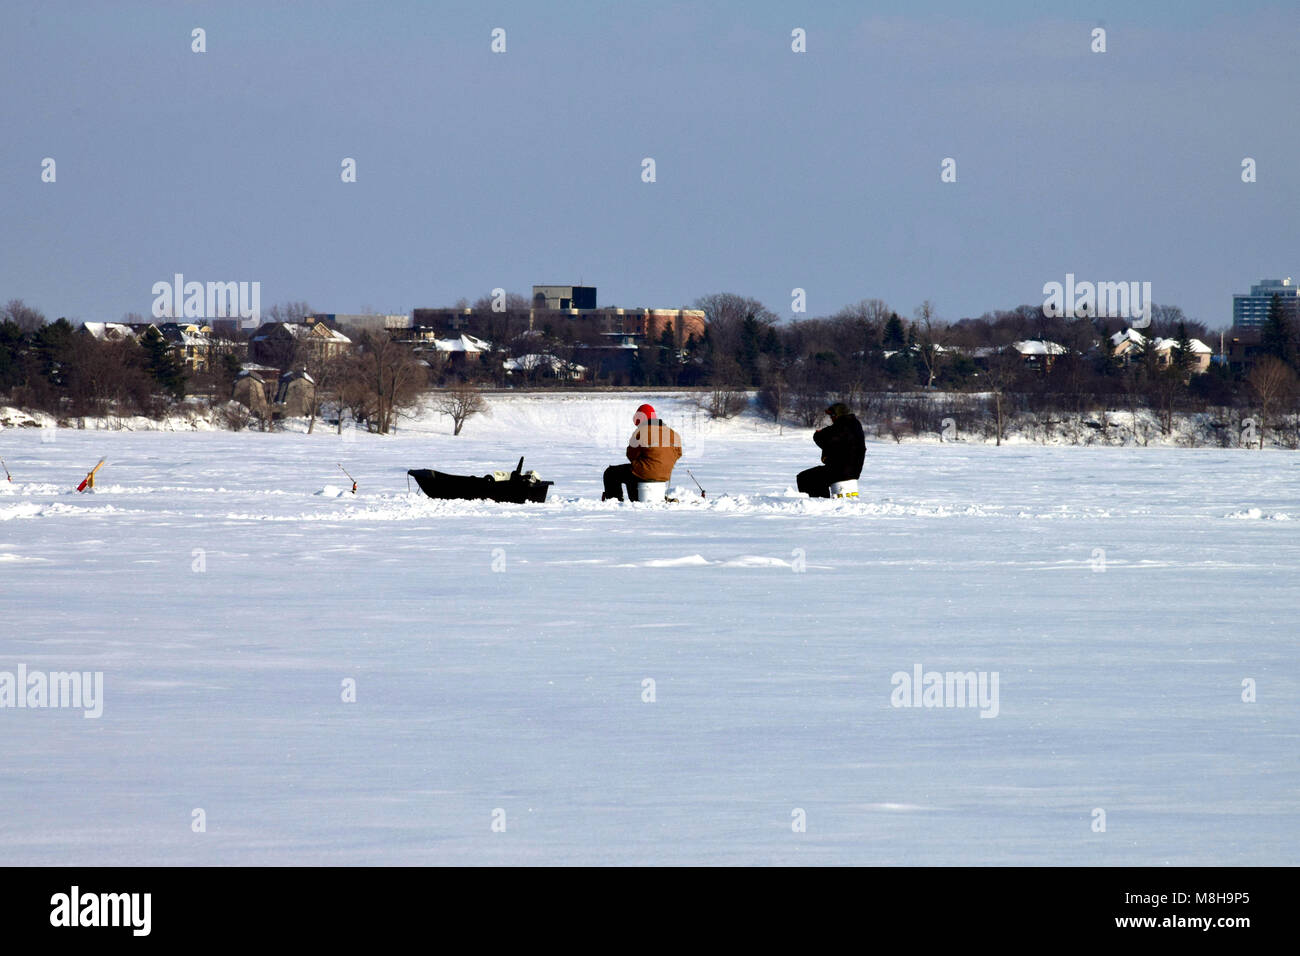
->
[687,469,706,498]
[0,457,11,482]
[338,463,357,494]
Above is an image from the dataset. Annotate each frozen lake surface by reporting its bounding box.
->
[2,394,1297,864]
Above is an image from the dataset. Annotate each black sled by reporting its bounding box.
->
[408,457,553,504]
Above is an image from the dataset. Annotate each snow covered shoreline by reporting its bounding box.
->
[5,389,1293,449]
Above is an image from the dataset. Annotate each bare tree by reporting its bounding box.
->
[1120,365,1146,445]
[249,301,317,371]
[437,382,487,435]
[913,300,945,388]
[221,400,255,431]
[983,349,1021,446]
[789,362,830,427]
[2,299,46,332]
[471,291,532,313]
[347,331,424,434]
[337,363,376,431]
[758,374,788,427]
[833,298,891,333]
[254,327,307,372]
[694,293,778,363]
[701,357,749,418]
[830,298,890,391]
[262,301,314,325]
[300,350,347,434]
[64,336,151,416]
[704,387,748,419]
[1149,366,1183,437]
[1247,357,1297,450]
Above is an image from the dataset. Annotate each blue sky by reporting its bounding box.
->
[3,0,1297,329]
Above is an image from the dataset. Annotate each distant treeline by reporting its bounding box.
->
[0,309,206,417]
[436,292,1294,395]
[4,293,1299,447]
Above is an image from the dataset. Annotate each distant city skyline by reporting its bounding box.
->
[4,0,1297,331]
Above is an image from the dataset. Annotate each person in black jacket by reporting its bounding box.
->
[797,402,865,498]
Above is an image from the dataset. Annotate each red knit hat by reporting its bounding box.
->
[635,403,656,424]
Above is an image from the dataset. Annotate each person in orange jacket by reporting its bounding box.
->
[602,403,683,501]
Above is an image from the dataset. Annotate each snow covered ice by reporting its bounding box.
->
[1,394,1297,864]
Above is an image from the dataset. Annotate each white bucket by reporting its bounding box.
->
[829,479,859,499]
[634,481,668,502]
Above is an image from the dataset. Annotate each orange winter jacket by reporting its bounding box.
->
[626,419,683,481]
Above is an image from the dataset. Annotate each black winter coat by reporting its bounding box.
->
[813,414,866,481]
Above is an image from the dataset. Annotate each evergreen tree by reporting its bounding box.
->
[1137,325,1160,381]
[1095,326,1119,377]
[1261,293,1295,368]
[219,352,244,392]
[638,339,661,385]
[940,352,977,388]
[31,318,75,388]
[884,348,914,383]
[697,327,716,384]
[1172,321,1194,375]
[882,314,906,349]
[658,326,679,385]
[0,320,24,390]
[141,326,187,400]
[626,346,646,387]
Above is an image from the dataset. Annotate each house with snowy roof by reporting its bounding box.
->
[419,334,493,370]
[1109,328,1148,362]
[1152,336,1213,374]
[80,321,138,342]
[232,369,269,415]
[431,333,492,354]
[1108,329,1212,373]
[82,320,237,372]
[249,321,351,366]
[503,353,587,381]
[274,369,316,417]
[1011,339,1067,369]
[153,322,239,372]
